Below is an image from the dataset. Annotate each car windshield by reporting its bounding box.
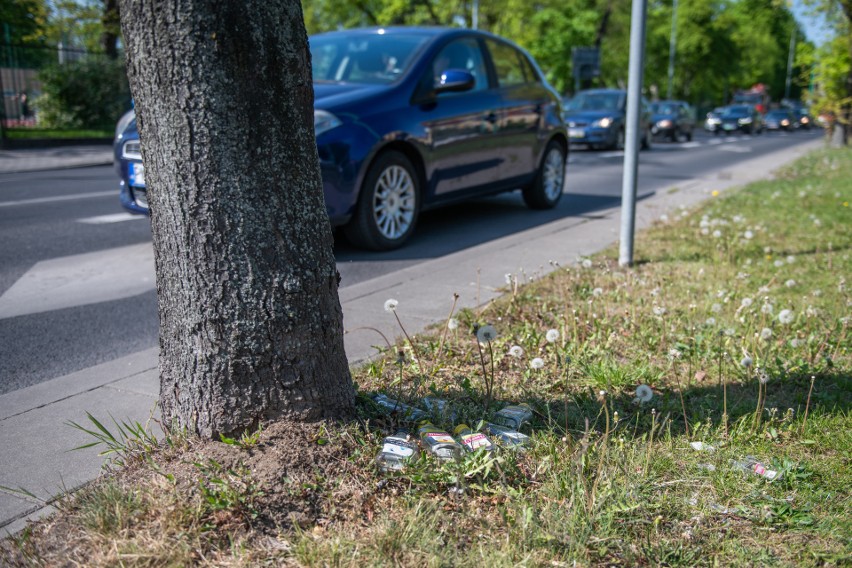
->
[566,92,624,112]
[722,106,749,117]
[766,111,789,118]
[310,32,430,85]
[651,103,679,115]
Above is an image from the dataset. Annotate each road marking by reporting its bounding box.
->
[718,145,752,153]
[0,191,115,208]
[78,213,146,224]
[0,242,156,320]
[680,141,701,148]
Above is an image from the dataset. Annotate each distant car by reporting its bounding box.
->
[763,109,795,132]
[793,108,814,130]
[649,100,695,141]
[563,89,653,150]
[114,27,568,250]
[714,105,763,135]
[703,107,725,134]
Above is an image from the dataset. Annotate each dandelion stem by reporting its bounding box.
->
[801,375,815,435]
[392,311,424,377]
[430,293,460,377]
[476,340,490,412]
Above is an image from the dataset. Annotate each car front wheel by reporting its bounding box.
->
[522,140,566,209]
[344,151,420,250]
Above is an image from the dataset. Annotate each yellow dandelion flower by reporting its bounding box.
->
[712,190,720,197]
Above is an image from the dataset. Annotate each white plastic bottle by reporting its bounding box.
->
[454,424,495,453]
[417,422,462,461]
[491,403,534,430]
[376,431,419,471]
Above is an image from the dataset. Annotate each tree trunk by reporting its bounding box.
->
[118,0,355,438]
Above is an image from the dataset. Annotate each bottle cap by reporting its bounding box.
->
[453,424,471,435]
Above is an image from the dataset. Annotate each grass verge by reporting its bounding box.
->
[1,147,850,567]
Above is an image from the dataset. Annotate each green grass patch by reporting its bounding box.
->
[5,128,112,140]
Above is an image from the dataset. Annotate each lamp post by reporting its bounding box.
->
[667,0,678,100]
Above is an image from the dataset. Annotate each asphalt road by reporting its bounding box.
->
[0,129,824,394]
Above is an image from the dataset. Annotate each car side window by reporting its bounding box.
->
[431,38,488,92]
[485,39,528,88]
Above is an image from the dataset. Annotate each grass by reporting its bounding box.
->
[5,127,112,140]
[2,147,850,567]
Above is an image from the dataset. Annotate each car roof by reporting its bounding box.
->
[576,88,626,95]
[310,26,508,42]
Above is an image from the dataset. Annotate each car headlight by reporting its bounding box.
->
[707,118,721,125]
[738,117,752,124]
[592,117,613,128]
[781,119,790,126]
[122,140,142,160]
[314,110,342,137]
[657,119,672,128]
[115,109,136,140]
[801,117,809,124]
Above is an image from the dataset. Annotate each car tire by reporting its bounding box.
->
[522,139,566,210]
[641,127,652,150]
[343,151,420,251]
[686,129,693,142]
[612,129,625,151]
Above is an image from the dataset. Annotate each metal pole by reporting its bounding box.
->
[666,0,678,100]
[472,0,479,30]
[784,26,796,101]
[619,0,649,267]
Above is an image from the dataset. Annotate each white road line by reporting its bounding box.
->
[78,212,146,224]
[0,242,156,320]
[0,190,115,208]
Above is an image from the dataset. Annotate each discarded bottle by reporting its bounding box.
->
[422,396,456,422]
[376,431,419,471]
[417,422,462,461]
[491,403,534,431]
[454,424,495,453]
[730,455,781,481]
[372,394,427,422]
[486,422,530,449]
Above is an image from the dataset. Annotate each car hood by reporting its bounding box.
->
[652,113,676,122]
[314,81,388,109]
[564,110,622,123]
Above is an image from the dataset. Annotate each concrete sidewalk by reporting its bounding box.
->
[0,138,824,535]
[0,145,113,174]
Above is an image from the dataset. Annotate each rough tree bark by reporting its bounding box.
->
[118,0,355,438]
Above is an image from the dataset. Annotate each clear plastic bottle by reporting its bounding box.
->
[372,393,427,422]
[491,403,534,430]
[486,422,530,449]
[417,422,462,461]
[453,424,495,453]
[376,431,419,471]
[422,396,455,422]
[730,455,781,480]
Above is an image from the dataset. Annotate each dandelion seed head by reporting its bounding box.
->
[504,273,514,285]
[651,287,661,297]
[509,345,524,358]
[581,258,593,268]
[757,368,769,384]
[785,279,796,288]
[725,328,736,336]
[476,325,497,343]
[790,338,802,347]
[740,297,753,308]
[592,287,603,297]
[760,328,772,340]
[447,318,459,330]
[713,230,722,238]
[786,255,795,264]
[701,228,710,236]
[744,230,754,239]
[812,289,822,297]
[545,329,559,343]
[635,385,653,403]
[653,305,666,316]
[668,348,682,359]
[778,309,794,325]
[741,356,753,368]
[384,299,399,312]
[761,303,774,315]
[774,260,784,268]
[705,317,716,326]
[530,357,545,369]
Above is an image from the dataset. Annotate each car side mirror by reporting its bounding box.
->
[434,69,475,94]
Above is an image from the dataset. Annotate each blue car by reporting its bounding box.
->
[114,27,568,250]
[563,88,652,151]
